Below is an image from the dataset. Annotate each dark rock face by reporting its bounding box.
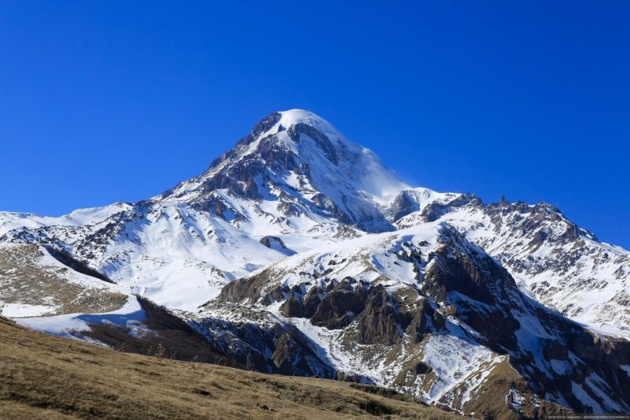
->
[222,270,443,348]
[425,229,630,413]
[259,236,287,250]
[205,111,281,171]
[271,333,317,375]
[419,229,521,352]
[279,287,322,318]
[423,227,515,307]
[311,193,353,225]
[355,286,400,345]
[414,362,432,375]
[311,279,367,329]
[287,123,338,165]
[391,191,420,221]
[459,304,520,351]
[230,112,282,153]
[256,135,301,172]
[197,193,240,221]
[218,271,278,304]
[191,312,339,379]
[279,293,304,318]
[419,195,478,223]
[403,299,442,343]
[542,340,569,360]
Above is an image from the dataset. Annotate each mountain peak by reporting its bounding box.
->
[253,109,408,196]
[276,109,339,135]
[160,109,409,231]
[241,109,356,153]
[256,108,335,129]
[277,108,326,126]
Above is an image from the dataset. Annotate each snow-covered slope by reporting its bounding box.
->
[2,203,290,310]
[160,110,409,232]
[203,221,630,415]
[395,193,630,337]
[1,109,629,417]
[0,202,131,236]
[0,110,411,310]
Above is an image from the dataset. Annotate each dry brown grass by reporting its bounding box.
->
[456,359,574,419]
[0,244,126,316]
[0,317,462,419]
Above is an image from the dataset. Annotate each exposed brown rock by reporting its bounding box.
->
[355,286,400,345]
[310,279,367,329]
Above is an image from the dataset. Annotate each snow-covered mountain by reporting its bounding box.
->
[160,110,408,230]
[2,109,629,417]
[1,111,409,310]
[394,193,630,337]
[205,221,630,415]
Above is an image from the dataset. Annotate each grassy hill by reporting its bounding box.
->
[0,316,461,419]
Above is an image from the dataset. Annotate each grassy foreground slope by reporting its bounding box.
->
[0,317,461,419]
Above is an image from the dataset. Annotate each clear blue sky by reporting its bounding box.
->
[1,1,628,248]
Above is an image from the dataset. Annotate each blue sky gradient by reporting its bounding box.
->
[1,1,629,248]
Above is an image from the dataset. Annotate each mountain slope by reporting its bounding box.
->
[160,109,409,232]
[1,109,629,417]
[0,316,462,420]
[395,192,630,336]
[0,110,409,310]
[4,109,627,330]
[203,221,630,415]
